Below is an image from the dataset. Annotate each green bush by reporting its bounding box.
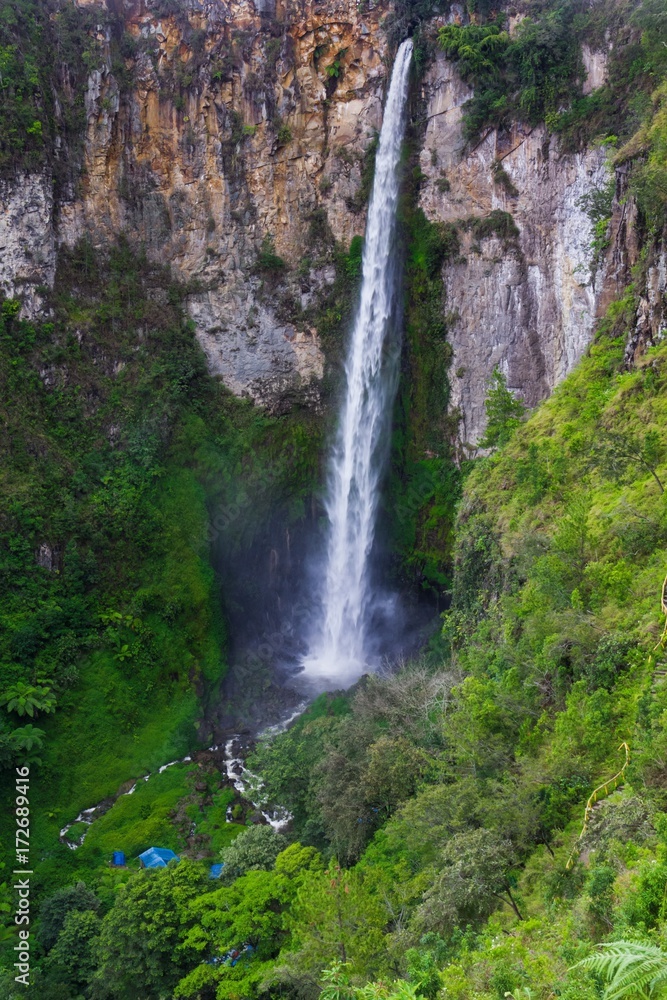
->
[256,234,287,273]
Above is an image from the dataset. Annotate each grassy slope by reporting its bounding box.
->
[367,279,667,996]
[0,240,323,897]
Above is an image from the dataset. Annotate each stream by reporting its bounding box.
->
[60,40,417,856]
[59,708,304,850]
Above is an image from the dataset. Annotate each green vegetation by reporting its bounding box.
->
[619,81,667,229]
[300,223,367,387]
[0,0,101,178]
[578,173,616,277]
[78,765,193,863]
[325,50,347,81]
[491,158,519,197]
[0,235,323,909]
[256,234,287,273]
[438,0,667,152]
[387,120,464,594]
[553,0,667,153]
[478,366,526,449]
[10,272,667,998]
[217,826,287,885]
[0,240,225,811]
[276,122,292,146]
[465,209,520,246]
[438,11,580,142]
[4,2,667,999]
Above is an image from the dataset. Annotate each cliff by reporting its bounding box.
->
[4,0,393,413]
[1,0,663,438]
[419,47,611,445]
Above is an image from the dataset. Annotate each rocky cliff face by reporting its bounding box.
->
[0,174,55,318]
[1,0,658,438]
[7,0,391,412]
[418,46,612,446]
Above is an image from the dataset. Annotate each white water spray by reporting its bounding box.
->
[304,39,413,685]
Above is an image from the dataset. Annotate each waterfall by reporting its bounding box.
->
[303,38,413,685]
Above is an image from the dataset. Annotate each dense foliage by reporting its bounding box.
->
[0,234,322,904]
[6,269,667,998]
[0,0,102,178]
[439,0,667,154]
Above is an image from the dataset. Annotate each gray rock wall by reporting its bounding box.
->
[419,50,611,446]
[0,174,55,319]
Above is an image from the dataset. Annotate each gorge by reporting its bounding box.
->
[1,0,667,998]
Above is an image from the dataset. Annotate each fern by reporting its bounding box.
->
[573,941,667,999]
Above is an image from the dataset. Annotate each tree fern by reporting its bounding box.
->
[573,941,667,999]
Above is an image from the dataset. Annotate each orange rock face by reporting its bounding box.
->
[58,0,393,409]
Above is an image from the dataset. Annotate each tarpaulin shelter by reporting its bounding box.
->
[138,847,179,868]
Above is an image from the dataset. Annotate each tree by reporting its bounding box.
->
[281,861,389,981]
[175,845,323,1000]
[219,824,288,884]
[593,428,665,493]
[91,861,209,1000]
[478,367,526,449]
[247,711,339,848]
[314,671,451,864]
[363,737,431,816]
[572,941,667,999]
[186,844,323,960]
[38,881,100,952]
[47,909,101,992]
[415,828,523,934]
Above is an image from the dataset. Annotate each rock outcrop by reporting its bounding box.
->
[418,48,612,446]
[0,0,653,437]
[0,174,55,318]
[9,0,392,412]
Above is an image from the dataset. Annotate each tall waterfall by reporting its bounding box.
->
[304,38,413,685]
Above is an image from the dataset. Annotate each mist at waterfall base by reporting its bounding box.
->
[211,40,437,721]
[301,38,415,691]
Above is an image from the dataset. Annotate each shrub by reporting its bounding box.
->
[478,366,526,449]
[467,209,520,244]
[218,825,288,884]
[491,159,519,197]
[256,234,286,273]
[276,122,292,145]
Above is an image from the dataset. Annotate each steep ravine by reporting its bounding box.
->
[4,3,667,995]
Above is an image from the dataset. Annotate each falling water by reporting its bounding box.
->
[303,38,413,685]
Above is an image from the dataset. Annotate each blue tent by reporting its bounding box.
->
[138,847,179,869]
[112,851,126,867]
[209,863,225,879]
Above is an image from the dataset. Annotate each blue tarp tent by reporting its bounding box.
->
[112,851,126,867]
[209,863,224,879]
[138,847,179,869]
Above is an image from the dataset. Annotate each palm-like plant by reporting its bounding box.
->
[573,941,667,999]
[0,682,56,717]
[11,724,46,752]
